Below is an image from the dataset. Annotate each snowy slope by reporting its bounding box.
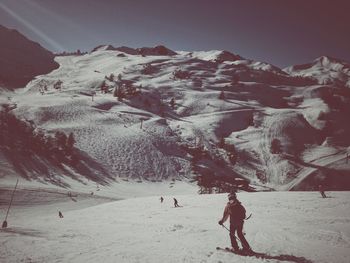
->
[0,191,349,263]
[1,46,349,191]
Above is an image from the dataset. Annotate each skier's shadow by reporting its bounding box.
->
[251,251,313,263]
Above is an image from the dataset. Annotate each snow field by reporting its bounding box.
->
[1,191,349,263]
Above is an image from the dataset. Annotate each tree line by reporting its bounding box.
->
[0,109,77,164]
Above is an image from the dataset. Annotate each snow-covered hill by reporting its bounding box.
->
[1,44,350,192]
[1,190,349,263]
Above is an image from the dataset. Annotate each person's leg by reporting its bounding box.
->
[229,224,239,251]
[237,222,251,251]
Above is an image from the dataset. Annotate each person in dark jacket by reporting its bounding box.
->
[160,197,164,203]
[173,198,180,207]
[318,184,327,198]
[58,211,64,218]
[218,192,251,253]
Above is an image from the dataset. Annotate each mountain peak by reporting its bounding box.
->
[91,44,177,56]
[313,55,348,66]
[137,45,177,56]
[215,50,243,62]
[91,44,117,52]
[284,55,350,85]
[0,25,58,89]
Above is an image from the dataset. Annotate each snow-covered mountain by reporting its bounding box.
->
[0,25,58,89]
[1,38,350,192]
[284,56,350,87]
[2,24,350,263]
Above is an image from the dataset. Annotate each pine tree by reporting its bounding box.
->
[55,131,67,150]
[54,80,63,91]
[126,83,136,96]
[108,73,115,81]
[113,87,118,97]
[116,87,124,101]
[219,90,225,100]
[218,137,225,148]
[170,98,175,109]
[231,74,239,85]
[67,132,75,150]
[100,81,108,93]
[144,98,151,107]
[270,138,282,154]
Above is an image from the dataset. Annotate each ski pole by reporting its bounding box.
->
[245,213,252,220]
[221,224,242,243]
[221,224,230,232]
[2,179,19,228]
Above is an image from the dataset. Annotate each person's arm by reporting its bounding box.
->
[218,204,230,225]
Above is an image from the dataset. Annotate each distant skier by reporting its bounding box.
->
[173,198,180,207]
[160,197,164,203]
[318,184,327,198]
[58,211,64,218]
[218,192,251,254]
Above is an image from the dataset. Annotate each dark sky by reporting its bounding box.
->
[0,0,349,67]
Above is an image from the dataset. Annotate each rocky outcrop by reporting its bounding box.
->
[0,25,59,89]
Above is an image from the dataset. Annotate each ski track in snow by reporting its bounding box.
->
[1,49,348,191]
[0,191,350,263]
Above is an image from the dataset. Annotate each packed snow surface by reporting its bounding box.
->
[1,190,349,263]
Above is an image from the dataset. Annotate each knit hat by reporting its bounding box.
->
[228,192,237,200]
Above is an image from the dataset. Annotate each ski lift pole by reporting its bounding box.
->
[2,179,19,228]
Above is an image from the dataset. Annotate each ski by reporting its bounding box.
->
[216,247,234,252]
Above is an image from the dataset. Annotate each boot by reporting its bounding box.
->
[229,247,240,253]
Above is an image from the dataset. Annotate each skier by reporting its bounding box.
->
[160,197,164,203]
[173,198,180,207]
[58,211,64,218]
[318,184,327,198]
[218,192,252,254]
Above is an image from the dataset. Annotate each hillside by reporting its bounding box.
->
[0,25,58,89]
[1,45,350,192]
